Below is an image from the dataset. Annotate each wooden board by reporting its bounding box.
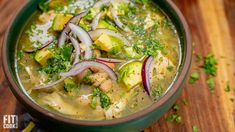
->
[0,0,234,131]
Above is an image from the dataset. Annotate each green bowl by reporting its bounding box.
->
[2,0,191,131]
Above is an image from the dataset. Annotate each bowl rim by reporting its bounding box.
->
[2,0,191,126]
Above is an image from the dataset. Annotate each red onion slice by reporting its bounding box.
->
[24,40,54,53]
[91,12,103,30]
[141,56,154,95]
[69,36,81,65]
[88,28,130,46]
[58,11,87,47]
[33,77,67,90]
[68,23,93,59]
[60,60,117,81]
[96,57,125,63]
[110,7,130,32]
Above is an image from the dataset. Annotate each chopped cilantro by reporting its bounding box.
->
[203,54,217,76]
[17,51,25,60]
[173,104,180,112]
[91,88,111,109]
[82,70,92,83]
[151,85,163,99]
[166,114,182,124]
[225,82,230,92]
[189,72,199,84]
[142,39,164,57]
[64,83,77,92]
[39,0,49,12]
[206,77,215,92]
[40,45,73,76]
[167,65,174,72]
[182,99,189,105]
[192,125,199,132]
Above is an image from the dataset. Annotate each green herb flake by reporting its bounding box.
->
[91,88,111,109]
[207,77,215,92]
[189,72,199,84]
[166,114,182,124]
[224,82,230,92]
[173,104,180,112]
[151,85,163,99]
[17,51,25,60]
[40,44,73,76]
[182,99,189,105]
[192,125,199,132]
[167,65,174,72]
[203,54,217,76]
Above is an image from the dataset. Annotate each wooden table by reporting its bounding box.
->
[0,0,234,131]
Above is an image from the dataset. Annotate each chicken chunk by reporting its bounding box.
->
[99,79,113,92]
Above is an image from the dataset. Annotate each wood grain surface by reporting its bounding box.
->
[0,0,234,131]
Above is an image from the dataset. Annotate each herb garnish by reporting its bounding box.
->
[224,82,230,92]
[192,125,199,132]
[206,77,215,92]
[189,72,199,84]
[40,45,73,76]
[203,54,217,76]
[91,88,111,109]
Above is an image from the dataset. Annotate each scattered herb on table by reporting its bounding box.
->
[182,99,189,105]
[192,125,199,132]
[206,77,215,92]
[166,114,182,124]
[224,82,230,92]
[189,71,199,84]
[203,54,217,76]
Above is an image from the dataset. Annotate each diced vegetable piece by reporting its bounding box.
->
[52,14,73,31]
[35,49,54,66]
[94,33,123,55]
[119,61,143,90]
[124,47,142,58]
[64,77,77,92]
[97,20,117,31]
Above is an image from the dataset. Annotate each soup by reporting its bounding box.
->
[16,0,180,120]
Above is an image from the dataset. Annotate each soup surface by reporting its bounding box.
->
[16,0,180,120]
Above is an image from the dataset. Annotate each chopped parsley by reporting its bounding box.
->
[152,85,163,100]
[166,104,182,124]
[40,45,73,76]
[166,114,182,124]
[203,54,217,76]
[224,82,230,92]
[173,104,180,112]
[192,125,199,132]
[206,77,215,92]
[189,72,199,84]
[17,51,25,60]
[133,38,164,57]
[91,88,111,109]
[167,65,174,72]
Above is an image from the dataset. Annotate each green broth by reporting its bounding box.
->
[16,0,180,120]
